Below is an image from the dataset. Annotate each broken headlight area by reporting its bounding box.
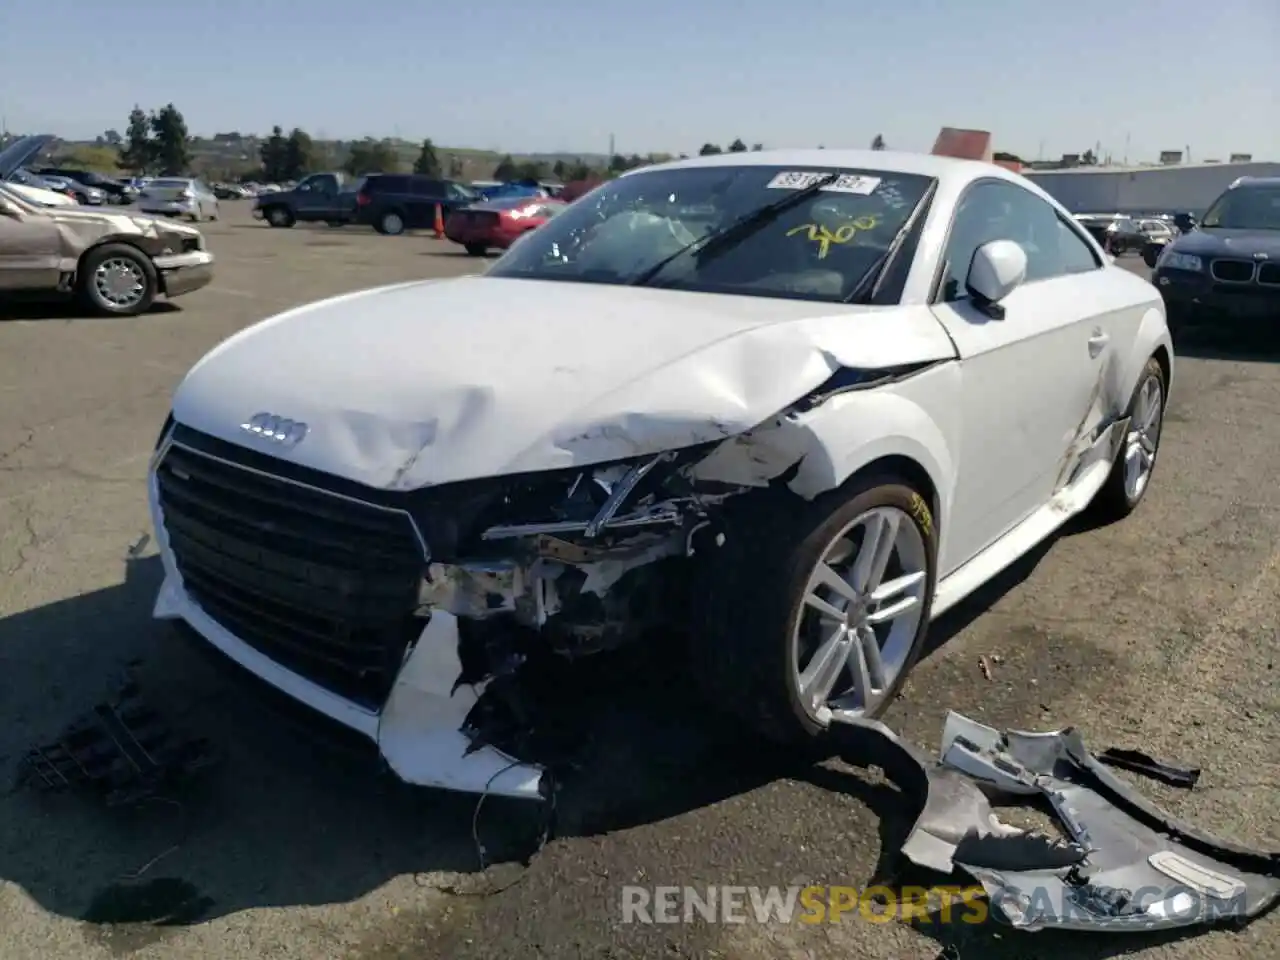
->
[416,446,736,657]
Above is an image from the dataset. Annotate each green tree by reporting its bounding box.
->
[565,160,593,182]
[343,137,400,175]
[492,154,518,180]
[119,106,156,174]
[413,138,441,176]
[608,153,627,173]
[283,128,313,180]
[150,104,190,175]
[728,138,747,153]
[259,125,288,181]
[552,159,567,179]
[871,134,886,150]
[751,143,764,151]
[698,143,722,156]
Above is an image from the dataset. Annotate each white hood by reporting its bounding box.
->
[172,277,956,490]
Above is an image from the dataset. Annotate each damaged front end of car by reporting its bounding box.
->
[149,413,804,801]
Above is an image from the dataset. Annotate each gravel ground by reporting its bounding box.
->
[0,205,1276,960]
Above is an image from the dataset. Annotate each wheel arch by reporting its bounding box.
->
[75,236,158,279]
[786,388,956,555]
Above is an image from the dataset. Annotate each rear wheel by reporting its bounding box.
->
[1087,357,1166,523]
[377,210,406,235]
[78,243,158,317]
[464,243,487,256]
[692,475,937,742]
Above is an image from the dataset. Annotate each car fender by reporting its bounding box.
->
[692,364,958,552]
[789,382,956,541]
[1122,306,1175,400]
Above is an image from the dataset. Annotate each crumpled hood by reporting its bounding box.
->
[172,276,956,490]
[1170,228,1280,258]
[44,206,201,237]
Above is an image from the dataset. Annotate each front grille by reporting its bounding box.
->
[1258,262,1280,286]
[155,428,426,709]
[1210,259,1256,283]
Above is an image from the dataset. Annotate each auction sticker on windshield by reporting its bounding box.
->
[766,172,882,195]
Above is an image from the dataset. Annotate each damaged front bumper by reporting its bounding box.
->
[832,712,1280,933]
[146,428,709,801]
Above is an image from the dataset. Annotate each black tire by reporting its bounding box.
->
[264,206,295,228]
[325,220,345,228]
[78,243,158,317]
[1087,356,1167,523]
[465,243,487,256]
[691,474,938,743]
[375,210,407,236]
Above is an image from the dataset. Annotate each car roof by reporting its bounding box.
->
[628,148,1028,191]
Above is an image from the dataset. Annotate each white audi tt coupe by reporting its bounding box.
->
[147,150,1172,799]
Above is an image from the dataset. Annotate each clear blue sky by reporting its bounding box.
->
[3,0,1277,162]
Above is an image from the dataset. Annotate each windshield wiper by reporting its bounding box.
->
[629,172,840,286]
[843,179,937,304]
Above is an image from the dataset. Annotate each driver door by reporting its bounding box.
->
[0,201,62,290]
[927,179,1104,575]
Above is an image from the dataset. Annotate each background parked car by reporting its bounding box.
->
[444,196,567,255]
[38,174,106,205]
[5,167,78,206]
[0,135,215,315]
[1073,213,1146,255]
[253,171,358,227]
[353,174,480,235]
[472,177,549,201]
[136,178,220,221]
[36,167,136,204]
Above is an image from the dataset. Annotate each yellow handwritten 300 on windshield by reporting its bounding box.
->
[785,216,880,258]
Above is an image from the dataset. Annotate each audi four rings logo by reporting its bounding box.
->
[241,412,308,446]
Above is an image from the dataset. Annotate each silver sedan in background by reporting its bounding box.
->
[136,178,219,221]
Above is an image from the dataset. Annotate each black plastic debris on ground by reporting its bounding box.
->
[15,681,219,805]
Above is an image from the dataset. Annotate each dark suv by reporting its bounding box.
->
[1151,177,1280,334]
[353,174,480,235]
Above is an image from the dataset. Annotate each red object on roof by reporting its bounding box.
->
[931,127,993,162]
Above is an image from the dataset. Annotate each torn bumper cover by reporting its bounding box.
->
[829,713,1280,932]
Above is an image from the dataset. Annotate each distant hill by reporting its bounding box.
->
[25,133,615,181]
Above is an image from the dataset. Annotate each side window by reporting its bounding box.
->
[938,181,1100,302]
[412,179,442,197]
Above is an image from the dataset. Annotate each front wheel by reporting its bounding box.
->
[464,243,487,256]
[692,476,937,742]
[78,243,158,316]
[1087,356,1166,523]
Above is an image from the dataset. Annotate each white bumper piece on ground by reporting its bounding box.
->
[147,470,547,801]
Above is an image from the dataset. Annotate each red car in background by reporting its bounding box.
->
[444,196,567,256]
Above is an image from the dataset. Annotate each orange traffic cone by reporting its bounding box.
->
[433,203,445,239]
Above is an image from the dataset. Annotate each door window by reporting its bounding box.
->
[938,181,1102,302]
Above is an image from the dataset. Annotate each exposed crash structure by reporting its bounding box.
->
[147,149,1173,799]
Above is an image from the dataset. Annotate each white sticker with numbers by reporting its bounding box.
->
[766,172,882,195]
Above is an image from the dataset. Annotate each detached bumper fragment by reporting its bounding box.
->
[15,680,219,806]
[827,712,1280,934]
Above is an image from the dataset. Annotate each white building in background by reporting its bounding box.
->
[1026,161,1280,215]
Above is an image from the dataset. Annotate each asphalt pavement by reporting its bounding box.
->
[0,205,1276,960]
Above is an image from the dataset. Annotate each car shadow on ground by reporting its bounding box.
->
[1173,326,1280,362]
[0,300,180,322]
[0,550,1209,960]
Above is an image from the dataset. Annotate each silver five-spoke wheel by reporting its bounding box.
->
[94,257,146,309]
[793,505,928,724]
[1123,373,1163,502]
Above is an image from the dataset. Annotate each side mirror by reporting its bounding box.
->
[965,239,1027,318]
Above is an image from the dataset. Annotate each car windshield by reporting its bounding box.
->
[486,164,933,303]
[1201,184,1280,231]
